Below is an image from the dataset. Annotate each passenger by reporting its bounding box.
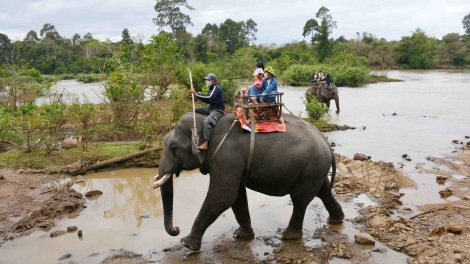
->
[248,68,265,104]
[260,66,278,103]
[255,62,265,78]
[190,73,225,150]
[321,73,333,88]
[311,71,318,83]
[318,70,325,80]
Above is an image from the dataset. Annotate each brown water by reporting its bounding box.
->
[2,70,469,263]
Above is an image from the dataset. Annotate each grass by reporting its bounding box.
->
[0,142,159,172]
[368,75,402,83]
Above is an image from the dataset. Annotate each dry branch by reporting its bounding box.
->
[84,146,162,172]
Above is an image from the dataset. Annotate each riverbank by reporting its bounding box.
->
[1,141,469,263]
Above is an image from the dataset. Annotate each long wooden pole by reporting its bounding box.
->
[189,69,197,133]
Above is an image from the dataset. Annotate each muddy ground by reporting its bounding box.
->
[1,141,469,263]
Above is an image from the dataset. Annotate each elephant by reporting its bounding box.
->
[306,83,340,114]
[155,112,345,251]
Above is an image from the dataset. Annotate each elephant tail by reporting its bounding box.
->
[330,153,336,189]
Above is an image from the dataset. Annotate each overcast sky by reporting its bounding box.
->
[1,0,469,45]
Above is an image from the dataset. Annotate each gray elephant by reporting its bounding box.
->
[306,83,340,114]
[155,112,344,251]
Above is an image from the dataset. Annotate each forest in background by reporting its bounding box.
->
[1,2,470,162]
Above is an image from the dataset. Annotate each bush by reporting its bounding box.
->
[304,96,329,120]
[76,73,105,83]
[279,64,370,87]
[59,73,76,80]
[219,79,239,106]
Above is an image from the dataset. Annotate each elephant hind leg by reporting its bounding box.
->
[317,178,345,224]
[282,185,320,240]
[231,186,255,240]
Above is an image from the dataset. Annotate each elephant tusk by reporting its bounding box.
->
[153,174,172,189]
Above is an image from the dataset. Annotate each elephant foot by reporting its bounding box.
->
[327,215,345,225]
[180,235,202,251]
[233,226,255,240]
[281,226,302,240]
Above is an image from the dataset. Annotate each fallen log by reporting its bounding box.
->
[410,206,447,219]
[0,139,26,149]
[77,146,162,174]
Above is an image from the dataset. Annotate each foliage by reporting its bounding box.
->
[218,19,250,54]
[153,0,195,36]
[302,7,337,62]
[304,96,329,120]
[396,29,435,69]
[76,73,105,83]
[219,79,239,105]
[141,34,185,100]
[279,64,370,87]
[463,13,470,34]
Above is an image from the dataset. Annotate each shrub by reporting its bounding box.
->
[219,79,239,106]
[304,96,329,120]
[76,73,105,83]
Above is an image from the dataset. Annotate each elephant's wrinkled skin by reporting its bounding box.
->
[158,112,344,251]
[306,84,340,114]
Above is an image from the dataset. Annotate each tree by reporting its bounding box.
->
[140,34,184,100]
[121,28,133,45]
[218,19,249,54]
[245,19,258,45]
[396,28,434,69]
[24,30,39,43]
[441,33,466,65]
[463,13,470,34]
[39,23,60,41]
[72,33,81,45]
[302,6,337,62]
[152,0,195,37]
[202,23,218,36]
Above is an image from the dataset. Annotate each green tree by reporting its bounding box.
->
[245,18,258,45]
[218,19,249,54]
[202,23,218,36]
[302,6,337,62]
[441,33,466,65]
[121,28,133,45]
[396,28,434,69]
[140,34,184,100]
[463,13,470,34]
[24,30,39,43]
[152,0,195,37]
[72,33,82,45]
[39,23,61,41]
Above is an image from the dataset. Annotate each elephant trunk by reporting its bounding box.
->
[334,91,340,114]
[160,175,180,236]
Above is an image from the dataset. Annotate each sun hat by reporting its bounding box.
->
[264,66,275,76]
[203,73,217,81]
[253,68,264,76]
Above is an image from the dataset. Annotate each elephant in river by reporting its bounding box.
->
[306,83,340,114]
[155,112,345,251]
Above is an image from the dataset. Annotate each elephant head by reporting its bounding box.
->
[157,115,204,236]
[306,84,340,114]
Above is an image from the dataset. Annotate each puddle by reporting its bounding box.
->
[353,193,378,207]
[452,174,467,180]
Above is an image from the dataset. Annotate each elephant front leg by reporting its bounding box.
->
[180,177,240,251]
[231,186,255,240]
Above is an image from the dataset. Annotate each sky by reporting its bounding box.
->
[1,0,469,45]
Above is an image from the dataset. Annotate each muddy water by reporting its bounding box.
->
[3,70,468,263]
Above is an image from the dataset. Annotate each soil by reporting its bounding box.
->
[1,142,470,263]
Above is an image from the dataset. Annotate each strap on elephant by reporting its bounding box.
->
[209,118,239,163]
[242,108,256,186]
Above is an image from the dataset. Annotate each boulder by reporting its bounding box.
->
[67,226,78,232]
[354,233,376,244]
[0,174,4,180]
[58,253,71,260]
[50,230,67,237]
[62,138,78,149]
[75,175,85,183]
[85,190,103,197]
[353,153,368,161]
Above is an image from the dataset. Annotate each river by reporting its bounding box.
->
[1,70,469,263]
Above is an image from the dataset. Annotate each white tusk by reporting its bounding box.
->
[152,174,172,189]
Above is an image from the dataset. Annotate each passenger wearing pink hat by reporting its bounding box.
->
[248,68,265,104]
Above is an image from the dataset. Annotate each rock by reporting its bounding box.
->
[353,153,368,161]
[273,246,283,254]
[454,253,462,262]
[75,175,85,183]
[394,223,414,232]
[58,253,71,260]
[264,251,269,255]
[463,195,470,200]
[141,215,149,218]
[0,175,4,180]
[266,255,275,261]
[392,113,397,116]
[62,138,78,149]
[436,175,448,180]
[354,233,376,244]
[67,226,77,232]
[439,188,453,198]
[452,140,459,144]
[85,190,103,197]
[377,247,387,253]
[50,230,67,237]
[466,136,469,139]
[78,230,83,237]
[405,157,412,161]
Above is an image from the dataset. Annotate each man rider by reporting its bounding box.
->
[190,73,225,150]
